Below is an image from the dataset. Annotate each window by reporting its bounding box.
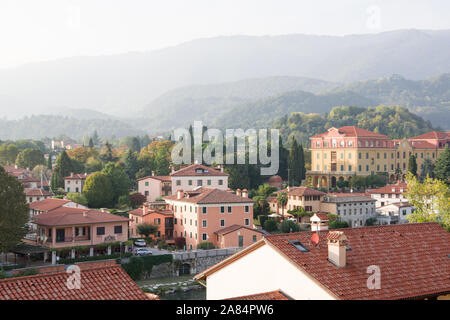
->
[220,219,225,227]
[197,180,202,186]
[384,153,387,159]
[377,153,380,159]
[245,205,249,213]
[145,181,149,186]
[366,153,369,159]
[317,153,320,159]
[207,180,211,185]
[202,233,207,241]
[358,165,362,172]
[96,227,105,236]
[340,141,345,147]
[220,206,225,213]
[348,165,352,171]
[188,180,192,185]
[227,206,232,213]
[114,226,122,234]
[359,153,362,159]
[348,153,351,159]
[366,165,369,171]
[219,180,223,185]
[244,218,250,226]
[253,235,257,242]
[324,153,327,159]
[176,180,181,186]
[348,141,353,146]
[340,165,344,171]
[202,220,207,228]
[202,207,207,214]
[340,152,344,159]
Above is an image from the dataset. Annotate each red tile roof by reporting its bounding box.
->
[226,290,290,300]
[137,175,171,182]
[64,173,89,180]
[277,186,325,197]
[264,223,450,300]
[128,207,173,217]
[29,198,72,212]
[368,182,408,195]
[171,164,228,177]
[164,188,254,204]
[313,212,330,221]
[311,126,388,139]
[214,224,263,236]
[0,265,149,300]
[410,131,449,140]
[33,207,129,226]
[24,188,53,197]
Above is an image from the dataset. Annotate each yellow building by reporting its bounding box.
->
[307,127,449,188]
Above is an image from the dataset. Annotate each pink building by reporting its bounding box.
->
[24,188,53,203]
[163,188,255,250]
[137,174,172,202]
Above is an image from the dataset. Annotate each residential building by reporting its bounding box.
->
[213,225,263,249]
[64,173,89,193]
[269,186,325,215]
[163,187,255,250]
[0,264,150,300]
[137,164,229,202]
[307,127,450,188]
[24,188,53,203]
[129,202,174,239]
[3,165,32,179]
[29,207,129,248]
[137,173,172,202]
[377,202,415,225]
[320,194,376,227]
[310,212,329,231]
[195,223,450,300]
[368,182,408,207]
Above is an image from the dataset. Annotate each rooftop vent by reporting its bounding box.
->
[289,240,309,252]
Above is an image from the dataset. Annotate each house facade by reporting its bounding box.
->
[137,174,172,202]
[195,223,450,300]
[320,195,376,227]
[307,127,450,188]
[163,188,255,250]
[368,182,408,207]
[64,173,89,193]
[377,202,414,225]
[129,202,174,239]
[24,188,53,203]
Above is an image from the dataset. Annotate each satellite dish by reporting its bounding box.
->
[311,233,319,246]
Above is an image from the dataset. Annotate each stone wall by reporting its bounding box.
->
[148,248,241,279]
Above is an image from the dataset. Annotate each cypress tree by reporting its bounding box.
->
[408,154,418,176]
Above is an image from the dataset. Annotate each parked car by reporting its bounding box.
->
[134,248,152,256]
[134,239,147,247]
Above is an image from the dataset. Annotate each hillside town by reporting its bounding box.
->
[0,126,449,300]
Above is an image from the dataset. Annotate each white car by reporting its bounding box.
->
[134,239,147,247]
[134,248,152,256]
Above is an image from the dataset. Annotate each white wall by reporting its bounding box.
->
[206,243,335,300]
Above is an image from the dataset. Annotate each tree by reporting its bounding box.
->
[47,152,53,170]
[51,151,73,190]
[263,219,278,232]
[420,158,435,181]
[408,154,417,176]
[277,192,288,220]
[83,172,114,208]
[197,241,215,250]
[0,144,19,165]
[123,150,139,183]
[130,137,141,153]
[15,148,45,169]
[288,138,302,186]
[102,162,130,206]
[280,220,300,233]
[434,146,450,183]
[92,130,100,146]
[99,142,116,163]
[66,192,88,206]
[256,184,277,198]
[136,223,158,239]
[88,138,94,149]
[129,192,146,209]
[405,173,449,229]
[0,166,29,255]
[336,180,350,189]
[278,136,289,180]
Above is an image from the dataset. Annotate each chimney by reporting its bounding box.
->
[151,170,155,176]
[143,204,148,215]
[177,189,183,200]
[236,188,241,197]
[287,186,291,192]
[171,166,175,174]
[15,165,18,170]
[242,189,248,198]
[71,172,74,177]
[326,231,348,268]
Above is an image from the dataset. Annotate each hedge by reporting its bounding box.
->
[58,252,132,265]
[121,254,173,281]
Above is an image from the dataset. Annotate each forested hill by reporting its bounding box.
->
[0,115,145,140]
[273,106,438,146]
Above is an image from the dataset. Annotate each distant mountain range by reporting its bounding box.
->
[0,29,449,120]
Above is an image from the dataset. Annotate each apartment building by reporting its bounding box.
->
[129,202,174,239]
[307,127,449,189]
[64,173,89,193]
[269,186,326,215]
[368,182,408,207]
[163,188,256,250]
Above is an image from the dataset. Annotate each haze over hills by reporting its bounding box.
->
[0,29,449,119]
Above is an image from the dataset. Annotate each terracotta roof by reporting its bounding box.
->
[137,175,171,182]
[410,131,449,140]
[311,126,388,139]
[24,188,53,197]
[19,177,40,183]
[171,164,228,177]
[29,198,72,212]
[164,188,254,204]
[312,212,330,221]
[368,183,408,195]
[226,290,290,300]
[264,223,450,300]
[64,173,89,180]
[277,187,325,197]
[3,165,30,174]
[214,224,263,236]
[33,207,129,226]
[0,265,149,300]
[379,202,412,209]
[128,207,173,217]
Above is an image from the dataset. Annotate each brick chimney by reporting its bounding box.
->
[326,231,348,268]
[236,188,241,197]
[151,170,155,176]
[242,189,248,198]
[177,189,184,200]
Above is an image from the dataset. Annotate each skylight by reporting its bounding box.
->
[289,240,309,252]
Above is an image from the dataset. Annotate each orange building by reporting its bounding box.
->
[163,188,255,250]
[129,203,174,240]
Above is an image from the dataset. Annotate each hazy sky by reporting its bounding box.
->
[1,0,449,68]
